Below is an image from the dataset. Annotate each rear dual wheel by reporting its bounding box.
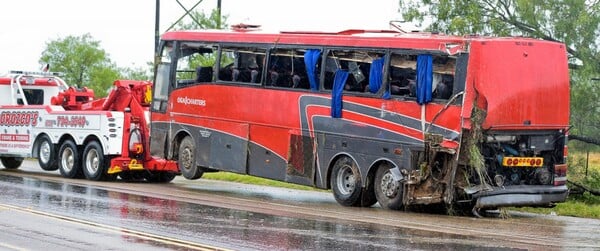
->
[82,140,115,181]
[58,140,83,179]
[374,163,404,210]
[331,156,363,207]
[330,156,378,207]
[58,140,114,181]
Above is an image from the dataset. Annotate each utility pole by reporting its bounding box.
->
[155,0,160,66]
[217,0,222,29]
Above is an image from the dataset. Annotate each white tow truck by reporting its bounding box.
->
[0,70,178,182]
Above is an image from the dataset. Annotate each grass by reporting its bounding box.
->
[511,151,600,218]
[202,172,323,191]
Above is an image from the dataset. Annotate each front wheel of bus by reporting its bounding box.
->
[375,163,404,210]
[331,156,362,207]
[1,157,23,169]
[58,140,83,179]
[178,136,203,180]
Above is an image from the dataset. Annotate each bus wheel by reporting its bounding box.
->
[146,172,177,183]
[330,156,362,207]
[1,157,23,169]
[178,136,203,180]
[58,140,83,179]
[38,134,58,171]
[374,163,404,210]
[83,141,110,181]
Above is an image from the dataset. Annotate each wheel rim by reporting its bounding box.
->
[181,147,193,171]
[336,164,356,195]
[61,147,75,172]
[380,170,399,198]
[85,148,100,175]
[40,141,51,164]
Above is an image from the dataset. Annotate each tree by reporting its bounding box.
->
[168,8,229,69]
[39,33,119,97]
[398,0,600,148]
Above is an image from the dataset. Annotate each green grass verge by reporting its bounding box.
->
[202,172,324,192]
[511,193,600,219]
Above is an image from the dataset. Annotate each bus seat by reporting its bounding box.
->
[232,68,240,81]
[196,66,213,82]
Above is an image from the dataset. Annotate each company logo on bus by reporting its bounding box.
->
[0,111,39,127]
[177,96,206,106]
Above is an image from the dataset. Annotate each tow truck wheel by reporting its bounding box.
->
[374,163,404,210]
[58,140,83,179]
[178,136,203,180]
[330,156,363,207]
[145,172,176,183]
[1,157,24,169]
[83,141,110,181]
[38,135,58,171]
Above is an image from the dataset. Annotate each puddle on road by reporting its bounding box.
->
[0,173,585,250]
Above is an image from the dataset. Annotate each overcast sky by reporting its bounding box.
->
[0,0,405,73]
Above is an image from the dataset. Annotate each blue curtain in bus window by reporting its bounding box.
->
[416,54,433,104]
[331,69,348,118]
[368,57,390,99]
[304,49,321,91]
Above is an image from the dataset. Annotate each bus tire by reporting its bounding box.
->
[37,134,58,171]
[58,140,83,179]
[374,163,404,210]
[361,178,378,207]
[82,140,110,181]
[1,157,23,169]
[330,156,362,207]
[178,136,203,180]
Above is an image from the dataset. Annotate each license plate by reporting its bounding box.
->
[502,157,543,167]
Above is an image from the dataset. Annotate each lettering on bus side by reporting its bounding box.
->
[177,96,206,106]
[0,111,39,127]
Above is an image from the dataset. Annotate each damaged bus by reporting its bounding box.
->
[149,26,570,215]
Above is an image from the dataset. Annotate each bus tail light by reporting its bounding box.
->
[554,163,567,186]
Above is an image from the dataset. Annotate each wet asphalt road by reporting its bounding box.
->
[1,160,599,251]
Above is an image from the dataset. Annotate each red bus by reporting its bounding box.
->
[149,27,570,215]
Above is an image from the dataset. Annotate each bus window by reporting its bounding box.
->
[153,41,173,104]
[388,52,456,100]
[388,53,417,98]
[323,49,385,94]
[267,48,310,89]
[431,56,456,100]
[218,46,266,84]
[175,42,217,88]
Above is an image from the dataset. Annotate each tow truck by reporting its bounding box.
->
[0,70,179,182]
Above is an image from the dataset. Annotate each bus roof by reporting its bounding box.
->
[160,28,553,55]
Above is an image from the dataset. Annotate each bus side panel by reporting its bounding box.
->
[285,132,316,186]
[149,121,169,159]
[247,124,289,182]
[313,116,419,189]
[206,121,248,174]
